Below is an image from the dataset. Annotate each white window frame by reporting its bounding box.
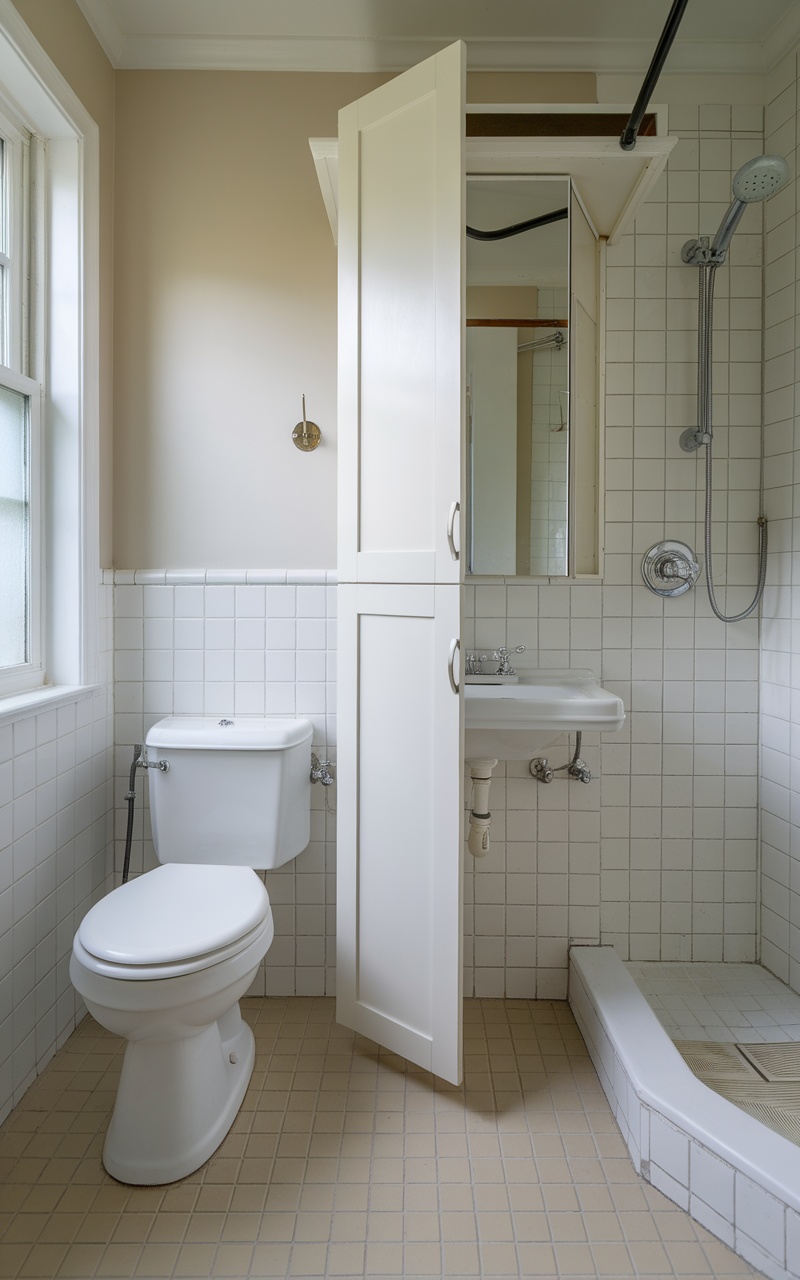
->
[0,0,100,710]
[0,367,42,695]
[0,103,30,375]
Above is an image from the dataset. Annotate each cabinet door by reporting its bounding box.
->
[338,41,465,586]
[337,583,463,1084]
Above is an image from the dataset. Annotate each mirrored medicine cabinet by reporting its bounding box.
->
[310,105,676,582]
[466,175,572,577]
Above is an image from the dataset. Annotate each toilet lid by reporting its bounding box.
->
[78,864,270,966]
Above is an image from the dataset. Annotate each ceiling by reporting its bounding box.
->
[74,0,800,75]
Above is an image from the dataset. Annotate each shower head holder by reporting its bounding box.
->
[679,425,712,452]
[681,235,716,266]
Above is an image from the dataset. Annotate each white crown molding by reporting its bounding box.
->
[74,0,127,67]
[71,25,772,76]
[763,5,800,70]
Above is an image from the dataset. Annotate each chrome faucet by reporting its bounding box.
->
[492,645,525,676]
[465,651,488,675]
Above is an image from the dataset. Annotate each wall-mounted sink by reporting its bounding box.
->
[465,668,625,760]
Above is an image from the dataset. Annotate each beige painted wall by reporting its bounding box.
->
[113,71,381,570]
[113,68,594,570]
[12,0,115,565]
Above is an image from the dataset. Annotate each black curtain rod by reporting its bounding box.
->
[620,0,690,151]
[466,206,568,242]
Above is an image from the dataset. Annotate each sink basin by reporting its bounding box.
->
[465,668,625,760]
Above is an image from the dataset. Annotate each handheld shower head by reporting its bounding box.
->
[732,154,790,202]
[710,154,790,258]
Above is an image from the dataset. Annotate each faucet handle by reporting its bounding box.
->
[465,651,487,675]
[492,644,525,675]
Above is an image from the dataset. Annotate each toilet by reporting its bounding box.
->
[70,714,313,1185]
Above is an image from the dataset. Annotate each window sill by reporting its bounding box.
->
[0,683,100,725]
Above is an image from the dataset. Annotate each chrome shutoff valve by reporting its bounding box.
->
[530,757,554,784]
[310,753,335,786]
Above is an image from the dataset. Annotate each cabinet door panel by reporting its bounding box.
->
[337,583,463,1084]
[338,41,465,586]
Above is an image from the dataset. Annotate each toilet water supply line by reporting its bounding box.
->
[122,744,168,884]
[122,745,143,884]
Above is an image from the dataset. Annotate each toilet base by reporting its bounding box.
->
[103,1004,255,1185]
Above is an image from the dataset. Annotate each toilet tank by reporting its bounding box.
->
[144,716,313,869]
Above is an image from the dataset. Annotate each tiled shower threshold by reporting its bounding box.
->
[569,947,800,1280]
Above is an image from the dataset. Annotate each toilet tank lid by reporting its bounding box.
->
[146,715,313,750]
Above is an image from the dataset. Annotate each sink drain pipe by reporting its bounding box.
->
[467,758,498,858]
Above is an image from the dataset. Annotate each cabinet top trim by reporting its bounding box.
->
[311,103,676,247]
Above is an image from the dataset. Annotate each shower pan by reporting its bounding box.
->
[680,154,790,622]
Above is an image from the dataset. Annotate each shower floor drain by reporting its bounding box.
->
[736,1042,800,1081]
[675,1039,800,1148]
[672,1040,759,1078]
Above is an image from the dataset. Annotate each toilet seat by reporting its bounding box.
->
[77,864,271,979]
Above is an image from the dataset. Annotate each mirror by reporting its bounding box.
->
[466,177,570,577]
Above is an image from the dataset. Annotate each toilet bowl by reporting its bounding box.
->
[70,715,312,1184]
[71,863,274,1184]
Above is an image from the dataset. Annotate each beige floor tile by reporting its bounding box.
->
[212,1241,254,1274]
[0,998,768,1280]
[592,1240,637,1276]
[171,1241,216,1277]
[402,1240,441,1274]
[478,1240,520,1274]
[133,1242,181,1276]
[364,1240,404,1274]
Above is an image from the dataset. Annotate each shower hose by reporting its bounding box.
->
[697,261,768,623]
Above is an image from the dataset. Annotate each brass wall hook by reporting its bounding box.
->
[292,394,321,452]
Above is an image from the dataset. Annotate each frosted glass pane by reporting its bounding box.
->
[0,382,29,668]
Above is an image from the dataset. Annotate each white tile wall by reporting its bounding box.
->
[464,101,763,995]
[0,581,114,1124]
[109,570,337,998]
[760,50,800,996]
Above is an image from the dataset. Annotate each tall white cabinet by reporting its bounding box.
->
[333,42,674,1086]
[336,43,466,1085]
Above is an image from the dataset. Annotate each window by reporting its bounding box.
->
[0,0,100,705]
[0,108,29,372]
[0,103,41,696]
[0,373,39,679]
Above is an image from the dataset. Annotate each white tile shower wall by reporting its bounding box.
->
[760,51,800,995]
[0,581,115,1124]
[464,103,764,998]
[529,287,569,577]
[110,571,337,999]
